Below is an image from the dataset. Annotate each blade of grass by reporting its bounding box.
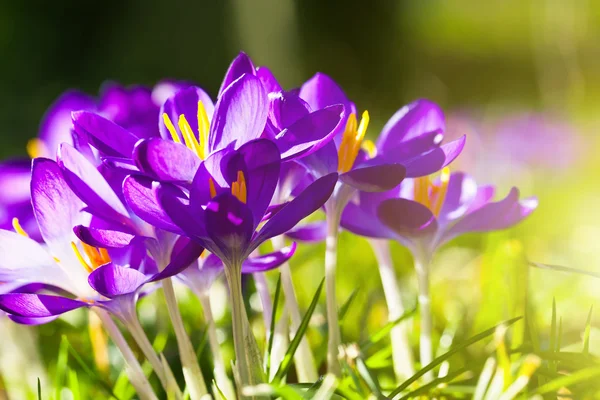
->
[37,378,42,400]
[272,278,324,384]
[266,273,282,378]
[340,359,366,398]
[338,289,359,322]
[389,317,522,399]
[550,298,557,373]
[529,261,600,279]
[66,340,120,398]
[68,370,80,400]
[398,368,468,400]
[359,305,417,351]
[355,357,385,399]
[583,305,593,355]
[54,336,69,400]
[531,365,600,395]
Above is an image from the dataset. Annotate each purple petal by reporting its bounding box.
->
[437,172,478,224]
[269,91,311,131]
[340,164,406,192]
[241,242,297,273]
[31,158,85,261]
[73,226,135,248]
[205,193,255,261]
[123,175,184,233]
[340,202,394,239]
[466,185,496,214]
[0,159,31,207]
[276,105,344,161]
[377,198,438,238]
[256,66,282,94]
[40,91,96,157]
[159,86,214,142]
[224,139,281,226]
[150,237,204,282]
[218,52,256,95]
[285,221,327,243]
[402,136,466,178]
[209,74,268,153]
[158,185,208,239]
[58,144,131,226]
[376,99,445,152]
[297,141,339,178]
[299,72,354,113]
[8,315,59,325]
[88,263,148,298]
[441,188,538,244]
[253,173,338,249]
[0,293,87,317]
[133,138,200,183]
[72,111,140,158]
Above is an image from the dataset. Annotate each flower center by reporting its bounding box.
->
[162,100,210,159]
[413,167,450,217]
[208,171,247,204]
[71,242,111,274]
[338,111,370,173]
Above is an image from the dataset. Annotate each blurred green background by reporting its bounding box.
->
[0,1,598,397]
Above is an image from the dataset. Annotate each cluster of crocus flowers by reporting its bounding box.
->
[0,51,537,399]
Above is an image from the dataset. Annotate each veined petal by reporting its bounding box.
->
[150,237,204,282]
[252,173,337,250]
[438,172,478,224]
[241,242,297,273]
[8,315,59,325]
[402,136,466,178]
[133,138,200,183]
[256,66,282,94]
[340,164,406,192]
[268,91,311,131]
[341,201,395,239]
[73,226,135,248]
[376,99,445,152]
[159,86,214,141]
[0,293,87,317]
[377,198,438,238]
[276,105,345,161]
[299,72,354,114]
[158,185,208,239]
[88,263,148,298]
[218,52,256,95]
[209,74,268,153]
[58,144,131,226]
[72,111,140,158]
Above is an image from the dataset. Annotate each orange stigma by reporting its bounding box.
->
[413,167,450,217]
[231,171,247,203]
[71,242,112,273]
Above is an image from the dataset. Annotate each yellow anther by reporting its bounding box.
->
[413,167,451,217]
[231,171,247,203]
[162,113,181,144]
[209,178,217,199]
[413,177,431,209]
[337,111,370,173]
[178,114,203,158]
[98,248,111,265]
[12,218,28,237]
[197,101,210,159]
[361,139,377,158]
[431,167,450,217]
[71,242,94,273]
[26,138,47,159]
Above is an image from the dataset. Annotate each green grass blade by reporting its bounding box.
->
[66,340,120,398]
[531,365,600,395]
[398,368,468,400]
[54,336,69,400]
[388,317,522,399]
[359,305,417,351]
[550,298,557,374]
[37,378,42,400]
[355,357,385,399]
[272,278,324,384]
[583,305,593,355]
[529,261,600,279]
[68,370,80,400]
[557,317,563,353]
[266,273,282,378]
[338,288,359,322]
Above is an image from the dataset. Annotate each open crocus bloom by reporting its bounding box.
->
[0,158,203,324]
[149,139,337,266]
[339,170,537,254]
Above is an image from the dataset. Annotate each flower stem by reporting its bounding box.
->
[368,239,415,381]
[198,293,236,400]
[271,235,318,382]
[162,278,208,399]
[414,250,433,381]
[123,312,182,399]
[325,206,342,377]
[223,262,265,396]
[93,308,158,400]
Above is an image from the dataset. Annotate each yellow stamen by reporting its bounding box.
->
[197,101,210,159]
[361,139,377,158]
[337,111,370,173]
[12,218,28,237]
[26,138,47,159]
[431,167,450,217]
[209,178,217,198]
[98,248,111,265]
[413,177,431,208]
[71,242,94,273]
[231,171,247,203]
[178,115,203,158]
[162,113,181,143]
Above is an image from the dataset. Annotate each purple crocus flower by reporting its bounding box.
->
[367,170,537,374]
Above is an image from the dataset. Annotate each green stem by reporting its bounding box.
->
[271,235,318,382]
[414,250,433,381]
[162,278,208,399]
[223,261,264,396]
[325,205,342,377]
[93,308,158,400]
[368,239,415,381]
[198,293,236,400]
